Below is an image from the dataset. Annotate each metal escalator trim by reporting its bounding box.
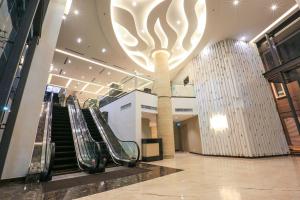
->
[89,107,140,165]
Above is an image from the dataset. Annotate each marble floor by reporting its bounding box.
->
[79,153,300,200]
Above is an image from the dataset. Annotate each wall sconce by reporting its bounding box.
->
[210,114,228,131]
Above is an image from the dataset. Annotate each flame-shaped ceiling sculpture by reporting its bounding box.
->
[111,0,207,72]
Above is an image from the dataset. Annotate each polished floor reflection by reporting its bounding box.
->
[0,163,181,200]
[79,153,300,200]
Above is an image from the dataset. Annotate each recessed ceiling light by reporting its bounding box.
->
[176,20,181,25]
[81,76,85,79]
[74,10,79,15]
[74,86,78,89]
[63,71,66,75]
[233,0,239,6]
[89,66,93,70]
[101,48,107,53]
[107,71,111,75]
[271,4,278,11]
[76,37,82,43]
[68,59,71,64]
[132,1,137,7]
[62,15,67,20]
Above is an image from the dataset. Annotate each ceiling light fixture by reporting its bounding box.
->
[233,0,239,6]
[250,4,298,43]
[132,1,137,7]
[55,48,153,82]
[62,15,67,20]
[64,0,73,15]
[81,76,85,79]
[63,71,66,75]
[89,66,93,70]
[101,48,107,53]
[107,71,111,75]
[76,37,82,43]
[271,4,278,11]
[68,59,71,64]
[176,20,181,25]
[74,9,79,15]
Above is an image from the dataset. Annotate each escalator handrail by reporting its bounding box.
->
[40,93,54,180]
[67,97,102,171]
[89,107,140,164]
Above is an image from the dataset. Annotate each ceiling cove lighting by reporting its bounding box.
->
[110,0,207,72]
[250,4,298,43]
[64,0,73,15]
[55,48,153,82]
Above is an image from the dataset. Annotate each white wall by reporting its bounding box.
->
[191,40,289,157]
[101,92,137,141]
[171,97,197,115]
[1,0,66,179]
[100,91,158,152]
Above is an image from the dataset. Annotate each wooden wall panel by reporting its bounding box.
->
[191,40,289,157]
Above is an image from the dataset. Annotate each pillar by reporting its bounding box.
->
[152,50,175,158]
[192,40,289,157]
[1,0,66,179]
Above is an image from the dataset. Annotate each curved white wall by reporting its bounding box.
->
[192,40,289,157]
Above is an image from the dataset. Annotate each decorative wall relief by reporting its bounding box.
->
[192,40,289,157]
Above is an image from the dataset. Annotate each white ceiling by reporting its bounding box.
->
[49,0,298,99]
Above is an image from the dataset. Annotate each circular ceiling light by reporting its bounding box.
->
[111,0,207,72]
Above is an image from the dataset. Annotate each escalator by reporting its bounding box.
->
[83,107,140,167]
[51,106,78,175]
[31,94,106,181]
[82,109,111,164]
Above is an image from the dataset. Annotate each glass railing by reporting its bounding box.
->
[67,97,106,172]
[89,107,139,167]
[26,93,54,182]
[171,84,195,97]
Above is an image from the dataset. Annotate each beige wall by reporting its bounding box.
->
[142,118,152,138]
[174,116,202,154]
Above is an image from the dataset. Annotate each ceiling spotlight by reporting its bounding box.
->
[62,15,67,20]
[271,4,278,11]
[68,59,71,64]
[132,1,137,7]
[233,0,239,6]
[50,64,54,71]
[63,71,66,75]
[76,37,82,43]
[89,66,93,70]
[101,48,107,53]
[176,20,181,25]
[74,9,79,15]
[107,71,111,75]
[81,76,85,79]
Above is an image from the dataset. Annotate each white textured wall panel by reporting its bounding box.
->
[192,40,289,157]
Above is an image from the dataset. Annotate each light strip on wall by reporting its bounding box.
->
[55,48,153,83]
[250,4,299,43]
